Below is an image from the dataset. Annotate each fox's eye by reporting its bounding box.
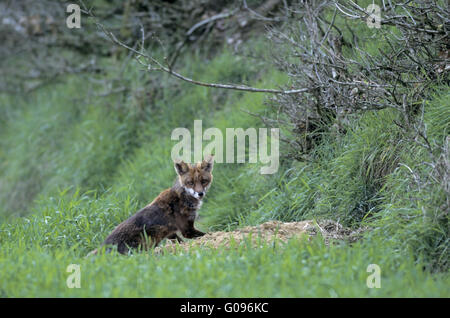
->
[187,181,194,186]
[202,179,209,185]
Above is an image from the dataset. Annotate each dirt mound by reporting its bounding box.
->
[156,220,364,253]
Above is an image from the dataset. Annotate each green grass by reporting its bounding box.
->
[1,235,449,297]
[0,41,448,297]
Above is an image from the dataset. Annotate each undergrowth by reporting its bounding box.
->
[0,39,448,296]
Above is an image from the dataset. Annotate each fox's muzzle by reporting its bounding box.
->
[184,187,205,199]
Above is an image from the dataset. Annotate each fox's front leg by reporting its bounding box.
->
[167,233,184,243]
[189,228,206,238]
[181,220,206,239]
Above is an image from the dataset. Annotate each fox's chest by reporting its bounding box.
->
[179,201,201,220]
[178,191,202,207]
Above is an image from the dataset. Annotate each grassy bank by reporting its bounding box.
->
[0,42,448,296]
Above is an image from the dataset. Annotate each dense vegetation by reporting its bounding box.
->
[0,0,448,297]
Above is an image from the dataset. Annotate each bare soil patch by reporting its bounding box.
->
[156,219,365,253]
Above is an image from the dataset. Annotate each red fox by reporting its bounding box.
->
[88,155,214,255]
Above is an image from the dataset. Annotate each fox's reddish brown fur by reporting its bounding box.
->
[88,155,214,256]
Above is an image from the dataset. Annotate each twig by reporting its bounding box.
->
[169,8,239,69]
[186,8,239,36]
[81,1,319,95]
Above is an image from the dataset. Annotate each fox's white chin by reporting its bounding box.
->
[184,187,202,199]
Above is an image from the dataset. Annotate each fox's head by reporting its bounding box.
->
[174,155,214,200]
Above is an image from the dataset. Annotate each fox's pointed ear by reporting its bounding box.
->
[201,154,214,172]
[174,160,189,176]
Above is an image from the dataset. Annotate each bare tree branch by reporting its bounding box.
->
[81,0,317,95]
